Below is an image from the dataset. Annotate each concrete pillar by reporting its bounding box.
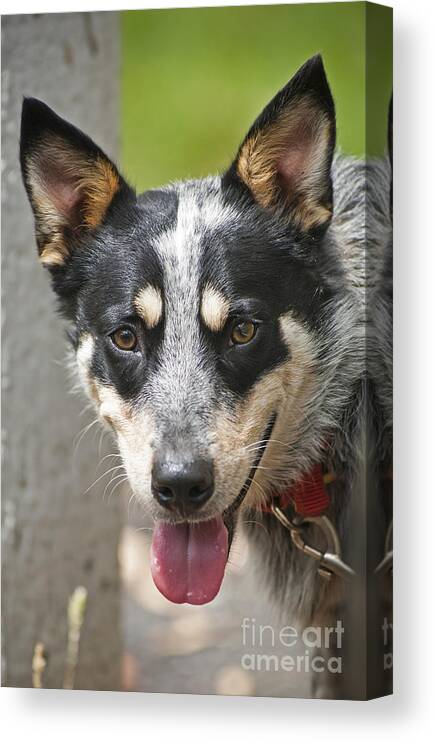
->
[1,12,122,690]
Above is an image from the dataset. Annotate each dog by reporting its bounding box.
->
[20,55,392,698]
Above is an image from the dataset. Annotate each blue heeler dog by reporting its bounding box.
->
[20,55,392,698]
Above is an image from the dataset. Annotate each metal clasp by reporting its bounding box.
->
[270,503,356,582]
[375,520,393,577]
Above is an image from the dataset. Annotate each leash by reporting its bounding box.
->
[262,465,356,582]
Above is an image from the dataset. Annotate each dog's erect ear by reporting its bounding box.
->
[20,98,132,268]
[226,54,336,234]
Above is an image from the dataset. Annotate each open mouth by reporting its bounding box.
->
[150,414,276,605]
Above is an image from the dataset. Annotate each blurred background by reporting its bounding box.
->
[121,3,392,191]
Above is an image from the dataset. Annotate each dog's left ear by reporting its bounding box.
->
[226,54,336,235]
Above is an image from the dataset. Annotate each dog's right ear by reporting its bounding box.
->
[20,98,133,268]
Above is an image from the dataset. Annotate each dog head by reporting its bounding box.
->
[21,55,345,605]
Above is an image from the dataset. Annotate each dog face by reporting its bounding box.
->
[21,55,341,605]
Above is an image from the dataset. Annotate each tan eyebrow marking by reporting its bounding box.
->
[200,284,230,333]
[134,285,163,328]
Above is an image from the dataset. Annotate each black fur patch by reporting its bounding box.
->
[20,57,340,409]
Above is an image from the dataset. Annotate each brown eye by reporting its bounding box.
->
[230,320,257,346]
[111,327,137,351]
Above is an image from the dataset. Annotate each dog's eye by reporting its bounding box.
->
[111,327,138,352]
[230,320,257,346]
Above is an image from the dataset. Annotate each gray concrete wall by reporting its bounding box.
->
[1,12,122,690]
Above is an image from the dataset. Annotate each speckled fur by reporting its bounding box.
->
[20,58,393,699]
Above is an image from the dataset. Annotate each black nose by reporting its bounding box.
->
[151,457,214,516]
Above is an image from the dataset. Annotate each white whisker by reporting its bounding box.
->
[106,476,129,503]
[97,452,122,470]
[83,464,125,496]
[73,418,99,455]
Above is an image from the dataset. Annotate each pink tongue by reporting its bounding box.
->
[150,516,228,605]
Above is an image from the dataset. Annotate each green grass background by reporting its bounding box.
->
[121,2,392,192]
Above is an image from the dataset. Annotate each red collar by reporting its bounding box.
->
[262,464,333,518]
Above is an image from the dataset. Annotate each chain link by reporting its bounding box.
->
[270,503,356,582]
